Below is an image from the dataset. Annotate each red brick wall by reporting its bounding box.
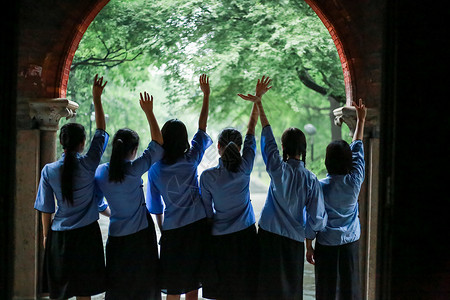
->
[305,0,385,108]
[17,0,109,100]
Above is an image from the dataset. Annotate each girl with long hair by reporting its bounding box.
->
[306,99,367,300]
[199,77,271,300]
[146,74,212,300]
[238,76,328,300]
[94,92,164,300]
[34,75,109,300]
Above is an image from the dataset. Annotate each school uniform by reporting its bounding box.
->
[315,140,365,300]
[257,125,327,300]
[95,140,164,300]
[200,134,258,300]
[34,129,109,300]
[147,129,212,295]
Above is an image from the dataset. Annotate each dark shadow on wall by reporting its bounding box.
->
[0,1,18,299]
[378,0,450,299]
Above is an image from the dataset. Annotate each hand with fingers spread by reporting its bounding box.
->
[237,93,262,103]
[139,91,154,115]
[139,91,163,145]
[352,98,367,141]
[93,74,108,101]
[199,74,210,96]
[255,75,272,97]
[237,75,273,128]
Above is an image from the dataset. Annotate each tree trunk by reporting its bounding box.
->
[296,67,343,142]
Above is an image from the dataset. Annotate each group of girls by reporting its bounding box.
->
[35,72,367,300]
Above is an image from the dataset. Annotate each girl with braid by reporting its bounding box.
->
[238,76,328,300]
[34,75,109,300]
[199,76,271,300]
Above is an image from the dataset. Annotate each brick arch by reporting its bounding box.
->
[304,0,355,105]
[55,0,110,98]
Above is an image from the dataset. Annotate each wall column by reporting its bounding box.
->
[333,105,379,300]
[12,98,78,299]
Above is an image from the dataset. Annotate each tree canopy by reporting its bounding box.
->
[63,0,349,178]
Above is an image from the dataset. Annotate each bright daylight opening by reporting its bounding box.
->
[60,0,348,298]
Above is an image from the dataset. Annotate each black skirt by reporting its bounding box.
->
[314,240,361,300]
[159,218,208,295]
[43,221,106,300]
[204,224,259,300]
[105,216,161,300]
[257,227,305,300]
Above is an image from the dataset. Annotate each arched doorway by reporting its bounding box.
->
[12,0,383,299]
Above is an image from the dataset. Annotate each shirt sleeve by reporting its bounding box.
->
[241,134,257,175]
[186,129,213,164]
[199,173,214,219]
[261,126,282,175]
[129,141,164,177]
[34,166,56,213]
[305,176,328,239]
[82,129,109,172]
[349,140,365,186]
[94,168,108,212]
[146,167,164,214]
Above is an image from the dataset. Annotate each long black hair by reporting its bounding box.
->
[161,119,190,165]
[325,140,352,175]
[60,123,86,205]
[218,128,243,172]
[109,128,140,183]
[281,127,307,164]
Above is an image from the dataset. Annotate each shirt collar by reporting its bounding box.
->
[286,158,304,168]
[218,157,224,167]
[60,152,82,159]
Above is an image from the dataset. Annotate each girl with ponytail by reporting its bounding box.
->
[306,99,367,300]
[94,92,163,300]
[199,79,263,300]
[146,75,212,300]
[34,74,110,300]
[238,76,328,300]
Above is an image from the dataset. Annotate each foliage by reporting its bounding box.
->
[62,0,346,177]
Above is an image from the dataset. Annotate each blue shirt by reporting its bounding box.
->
[200,134,257,235]
[258,126,327,242]
[34,129,109,231]
[147,129,213,230]
[317,140,365,246]
[95,141,164,237]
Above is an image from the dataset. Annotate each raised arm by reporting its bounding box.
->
[198,74,210,131]
[92,74,107,131]
[140,91,163,145]
[352,98,367,141]
[247,103,259,135]
[238,75,272,128]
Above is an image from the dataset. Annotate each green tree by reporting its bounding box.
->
[65,0,348,177]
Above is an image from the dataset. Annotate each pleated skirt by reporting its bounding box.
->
[105,216,161,300]
[159,218,208,295]
[257,227,305,300]
[203,224,259,300]
[43,221,106,300]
